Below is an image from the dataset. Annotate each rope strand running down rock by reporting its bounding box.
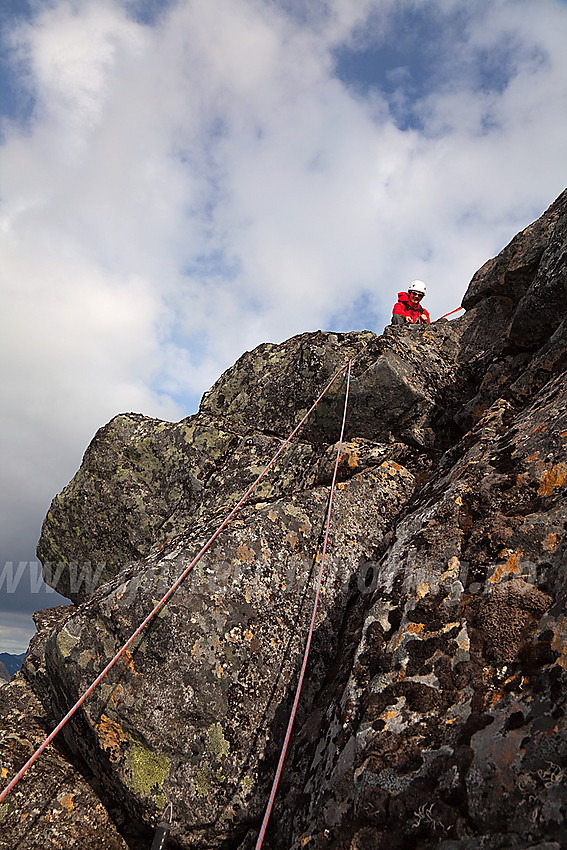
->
[254,360,353,850]
[0,357,353,808]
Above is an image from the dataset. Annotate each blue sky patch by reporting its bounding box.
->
[122,0,177,27]
[0,0,34,127]
[332,4,521,131]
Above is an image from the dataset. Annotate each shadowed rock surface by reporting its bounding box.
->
[0,607,129,850]
[1,187,566,849]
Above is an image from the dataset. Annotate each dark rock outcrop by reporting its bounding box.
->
[1,187,567,849]
[0,607,128,850]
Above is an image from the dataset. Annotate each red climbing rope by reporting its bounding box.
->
[0,358,352,807]
[254,360,353,850]
[434,306,464,321]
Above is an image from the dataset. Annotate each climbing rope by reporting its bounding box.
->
[254,360,353,850]
[0,316,459,833]
[434,306,464,322]
[0,357,352,808]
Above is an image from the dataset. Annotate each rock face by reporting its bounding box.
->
[0,607,129,850]
[1,187,566,850]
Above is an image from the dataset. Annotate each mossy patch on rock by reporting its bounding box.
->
[124,739,170,806]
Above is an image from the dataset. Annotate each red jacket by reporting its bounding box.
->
[392,292,430,324]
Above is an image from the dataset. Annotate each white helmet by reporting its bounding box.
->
[408,279,427,295]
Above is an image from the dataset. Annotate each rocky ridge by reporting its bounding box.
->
[0,187,566,849]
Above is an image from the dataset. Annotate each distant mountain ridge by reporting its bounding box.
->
[0,652,25,679]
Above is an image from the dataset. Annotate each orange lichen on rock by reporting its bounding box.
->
[58,793,75,811]
[97,714,128,763]
[490,550,523,583]
[236,542,256,563]
[338,445,360,469]
[122,651,137,675]
[538,462,567,496]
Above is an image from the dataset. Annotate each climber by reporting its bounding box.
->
[391,280,430,325]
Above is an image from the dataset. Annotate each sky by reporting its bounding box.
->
[1,0,567,654]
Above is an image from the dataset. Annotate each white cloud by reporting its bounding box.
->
[1,0,567,650]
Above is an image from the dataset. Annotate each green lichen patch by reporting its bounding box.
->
[195,760,212,797]
[207,722,230,762]
[124,739,170,806]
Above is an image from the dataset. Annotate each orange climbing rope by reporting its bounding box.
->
[254,360,352,850]
[434,306,464,321]
[0,358,352,808]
